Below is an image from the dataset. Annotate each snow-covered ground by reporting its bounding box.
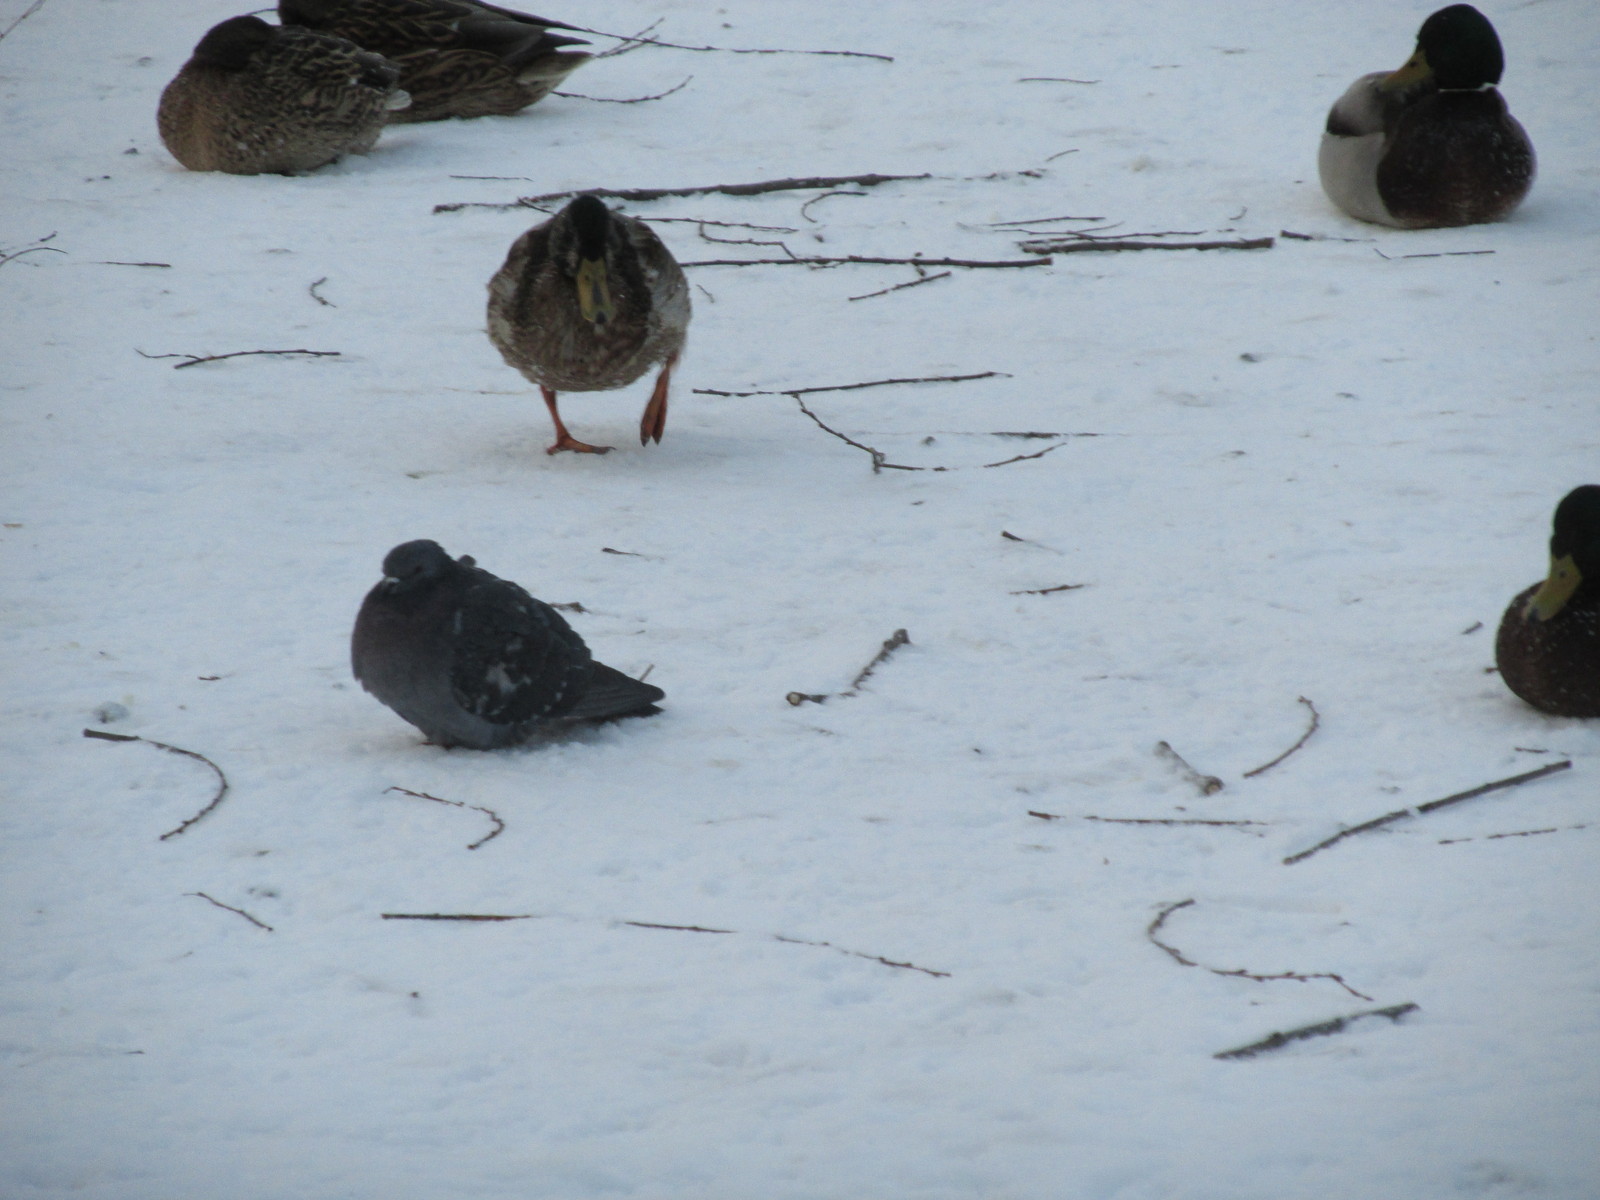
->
[3,1,1597,1196]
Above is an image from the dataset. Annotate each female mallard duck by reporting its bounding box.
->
[277,0,590,123]
[158,15,409,175]
[1495,486,1600,718]
[1318,4,1534,228]
[487,195,691,455]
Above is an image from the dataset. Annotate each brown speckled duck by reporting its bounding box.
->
[1495,486,1600,718]
[487,195,691,455]
[158,15,408,175]
[278,0,590,123]
[1318,4,1534,228]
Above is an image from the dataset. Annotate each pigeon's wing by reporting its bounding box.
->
[559,660,664,721]
[448,573,594,725]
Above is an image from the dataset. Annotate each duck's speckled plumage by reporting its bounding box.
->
[351,540,664,748]
[278,0,590,122]
[487,195,691,454]
[1495,486,1600,718]
[158,15,407,175]
[1318,4,1534,229]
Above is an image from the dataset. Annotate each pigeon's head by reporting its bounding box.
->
[378,539,457,594]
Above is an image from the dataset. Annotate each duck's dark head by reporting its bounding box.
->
[378,539,458,595]
[564,194,617,328]
[1390,5,1505,92]
[1526,485,1600,621]
[192,15,276,70]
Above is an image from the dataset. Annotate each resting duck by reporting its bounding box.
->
[352,539,664,748]
[1318,4,1534,228]
[1495,486,1600,718]
[278,0,591,122]
[158,15,408,174]
[487,195,691,455]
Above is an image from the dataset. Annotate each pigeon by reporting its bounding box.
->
[351,539,664,747]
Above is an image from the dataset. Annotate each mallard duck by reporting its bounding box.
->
[157,15,409,175]
[487,194,691,455]
[1495,486,1600,718]
[278,0,590,122]
[1318,4,1534,228]
[352,539,664,748]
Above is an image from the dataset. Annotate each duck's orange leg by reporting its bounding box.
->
[639,354,678,446]
[541,386,611,455]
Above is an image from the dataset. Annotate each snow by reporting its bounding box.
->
[3,1,1598,1197]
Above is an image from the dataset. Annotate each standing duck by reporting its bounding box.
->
[351,540,665,749]
[1494,486,1600,718]
[157,15,408,175]
[1317,4,1534,228]
[487,195,691,455]
[278,0,591,122]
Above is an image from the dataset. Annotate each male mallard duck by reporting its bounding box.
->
[278,0,590,123]
[352,539,664,749]
[1495,486,1600,718]
[157,15,409,175]
[487,195,691,455]
[1318,4,1534,228]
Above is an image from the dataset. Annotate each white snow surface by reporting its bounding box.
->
[3,1,1598,1197]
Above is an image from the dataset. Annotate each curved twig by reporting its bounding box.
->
[1243,696,1320,778]
[1147,899,1373,1001]
[84,729,230,840]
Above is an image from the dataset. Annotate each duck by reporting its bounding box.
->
[277,0,591,123]
[1317,4,1534,228]
[351,539,665,748]
[157,15,409,175]
[1494,486,1600,718]
[487,194,691,455]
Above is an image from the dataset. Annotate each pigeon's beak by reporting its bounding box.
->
[575,255,615,327]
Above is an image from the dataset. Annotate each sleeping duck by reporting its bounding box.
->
[1495,486,1600,718]
[1318,4,1534,228]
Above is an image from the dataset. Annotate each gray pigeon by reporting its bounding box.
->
[351,539,663,748]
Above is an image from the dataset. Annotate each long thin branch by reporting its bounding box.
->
[696,371,1005,399]
[1215,1003,1419,1060]
[385,786,505,850]
[1148,899,1374,1000]
[848,270,952,302]
[435,173,930,213]
[1020,236,1274,255]
[84,729,230,840]
[135,348,341,370]
[553,75,692,103]
[381,912,535,921]
[0,0,49,44]
[680,254,1049,269]
[561,23,893,62]
[1283,760,1573,865]
[1243,696,1320,778]
[187,891,273,932]
[787,629,910,706]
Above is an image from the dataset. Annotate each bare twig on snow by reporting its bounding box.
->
[1283,759,1573,865]
[385,786,505,850]
[1021,236,1275,255]
[84,728,230,840]
[135,348,341,370]
[1215,1003,1419,1060]
[788,628,910,706]
[560,23,893,62]
[848,270,952,301]
[555,75,692,103]
[187,891,273,932]
[381,912,535,921]
[435,173,929,213]
[1148,899,1373,1001]
[1242,696,1320,778]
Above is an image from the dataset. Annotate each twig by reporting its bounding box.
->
[848,271,952,301]
[187,892,273,932]
[787,629,911,706]
[983,442,1069,468]
[1008,583,1085,596]
[1016,75,1099,84]
[1279,229,1373,243]
[0,244,66,268]
[1283,760,1573,865]
[622,920,734,933]
[1147,899,1373,1001]
[1028,811,1266,827]
[1215,1003,1419,1061]
[1155,741,1224,796]
[554,75,692,103]
[680,254,1049,269]
[1242,696,1320,779]
[84,728,230,840]
[435,173,930,213]
[135,348,341,370]
[561,24,892,62]
[381,913,534,921]
[0,0,49,44]
[1439,823,1588,845]
[649,217,799,233]
[308,277,334,307]
[92,260,171,268]
[773,934,950,977]
[697,371,1005,399]
[1021,236,1275,254]
[1373,248,1494,260]
[800,189,867,222]
[989,214,1105,228]
[385,786,504,850]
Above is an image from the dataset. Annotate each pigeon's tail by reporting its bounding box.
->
[563,661,665,721]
